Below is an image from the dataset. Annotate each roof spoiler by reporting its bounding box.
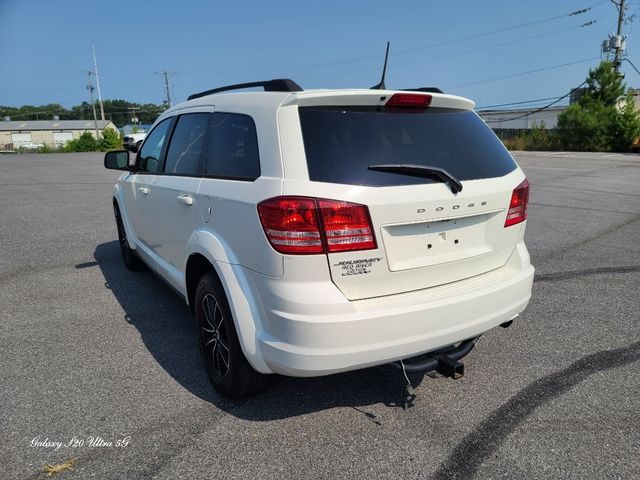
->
[188,78,303,100]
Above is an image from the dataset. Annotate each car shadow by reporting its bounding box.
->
[94,241,427,421]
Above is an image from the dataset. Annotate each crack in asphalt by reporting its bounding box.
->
[531,183,640,198]
[535,265,640,282]
[529,201,638,215]
[536,214,640,264]
[429,342,640,480]
[520,162,639,188]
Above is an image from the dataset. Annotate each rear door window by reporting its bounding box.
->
[205,113,260,181]
[298,106,516,186]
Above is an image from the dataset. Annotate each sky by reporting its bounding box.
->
[0,0,638,112]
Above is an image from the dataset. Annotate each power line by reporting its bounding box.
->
[291,10,609,83]
[623,57,640,75]
[483,81,587,123]
[392,2,605,58]
[296,22,603,83]
[190,2,607,78]
[477,96,565,110]
[1,106,165,120]
[449,57,600,89]
[391,17,607,72]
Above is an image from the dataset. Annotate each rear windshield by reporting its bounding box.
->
[298,106,516,186]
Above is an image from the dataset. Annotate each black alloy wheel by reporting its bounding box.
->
[113,204,145,271]
[195,272,270,397]
[200,292,231,378]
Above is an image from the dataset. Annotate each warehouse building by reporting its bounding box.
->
[477,106,566,130]
[478,88,640,132]
[0,119,118,150]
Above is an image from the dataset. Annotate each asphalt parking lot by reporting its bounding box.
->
[1,151,638,479]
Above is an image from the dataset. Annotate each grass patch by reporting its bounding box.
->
[42,457,77,476]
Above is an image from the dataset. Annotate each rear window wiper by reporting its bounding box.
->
[368,164,463,194]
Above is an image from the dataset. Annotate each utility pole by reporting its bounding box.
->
[164,71,172,108]
[87,71,100,139]
[613,0,626,72]
[155,70,173,108]
[92,44,105,121]
[601,1,627,74]
[128,106,139,125]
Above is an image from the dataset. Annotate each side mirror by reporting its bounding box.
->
[104,150,131,171]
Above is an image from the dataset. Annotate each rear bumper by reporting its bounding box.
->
[244,242,534,377]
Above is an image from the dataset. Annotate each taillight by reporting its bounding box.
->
[504,179,530,227]
[385,93,432,108]
[257,196,377,254]
[256,197,323,254]
[318,199,376,252]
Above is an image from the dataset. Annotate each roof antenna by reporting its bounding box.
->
[371,41,390,90]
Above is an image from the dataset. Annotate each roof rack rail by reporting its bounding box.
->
[401,87,444,94]
[187,78,303,100]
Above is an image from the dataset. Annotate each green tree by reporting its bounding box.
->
[99,128,123,151]
[0,103,69,121]
[557,61,640,151]
[137,103,165,124]
[610,94,640,151]
[64,132,99,152]
[100,100,165,126]
[0,100,166,126]
[557,102,614,151]
[101,99,135,126]
[70,103,91,121]
[580,61,625,107]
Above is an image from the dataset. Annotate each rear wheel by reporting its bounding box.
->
[195,272,269,398]
[114,204,145,271]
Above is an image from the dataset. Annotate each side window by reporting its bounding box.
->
[205,113,260,180]
[163,113,209,176]
[137,118,173,173]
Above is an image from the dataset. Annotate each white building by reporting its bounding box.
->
[0,119,118,149]
[477,106,566,130]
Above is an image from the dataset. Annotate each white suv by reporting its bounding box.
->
[104,79,534,397]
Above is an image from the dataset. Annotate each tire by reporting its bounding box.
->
[113,204,145,271]
[195,272,270,398]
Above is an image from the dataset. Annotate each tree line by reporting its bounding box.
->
[4,62,640,152]
[502,61,640,152]
[0,100,166,127]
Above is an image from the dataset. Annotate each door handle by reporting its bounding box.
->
[138,186,149,195]
[177,194,194,206]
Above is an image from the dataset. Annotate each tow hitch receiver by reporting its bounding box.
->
[393,337,478,375]
[390,337,479,409]
[436,356,464,379]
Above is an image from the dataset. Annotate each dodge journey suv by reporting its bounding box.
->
[104,78,534,397]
